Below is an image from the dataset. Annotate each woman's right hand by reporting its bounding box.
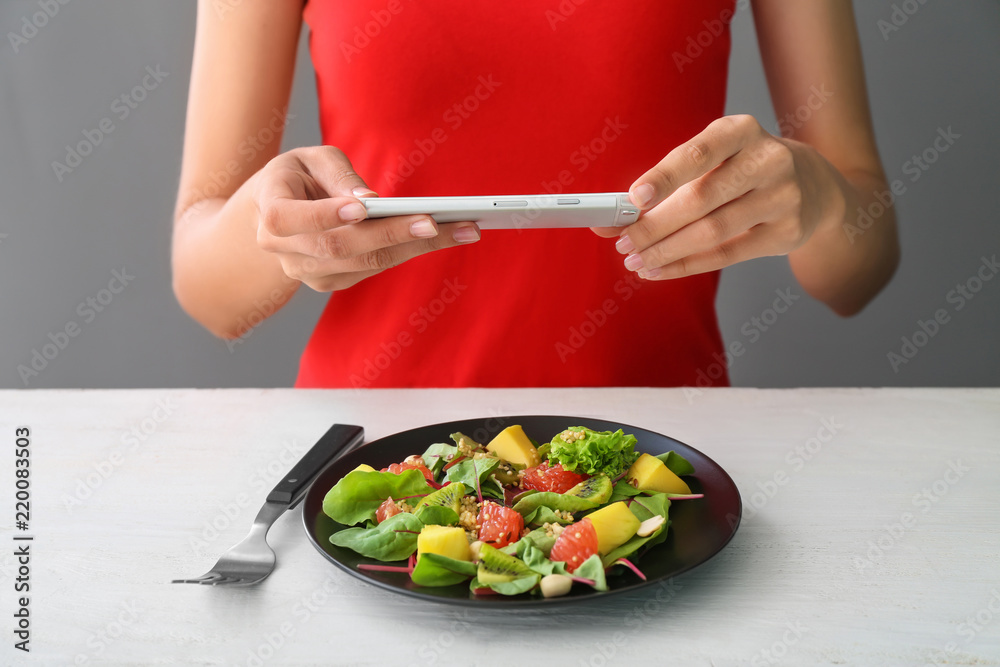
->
[252,146,481,292]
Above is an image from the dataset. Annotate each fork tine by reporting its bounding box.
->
[205,576,243,586]
[177,572,222,585]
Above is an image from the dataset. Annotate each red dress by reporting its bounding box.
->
[298,1,735,388]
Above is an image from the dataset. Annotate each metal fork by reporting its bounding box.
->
[172,423,364,586]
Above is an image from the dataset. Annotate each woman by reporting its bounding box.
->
[172,1,898,388]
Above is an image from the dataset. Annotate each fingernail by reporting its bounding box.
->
[624,253,644,272]
[615,234,635,254]
[352,187,377,198]
[410,218,437,238]
[453,226,480,244]
[339,202,366,223]
[631,183,655,208]
[638,267,661,280]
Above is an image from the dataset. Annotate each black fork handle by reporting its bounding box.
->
[266,424,365,508]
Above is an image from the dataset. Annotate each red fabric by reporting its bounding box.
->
[298,1,735,388]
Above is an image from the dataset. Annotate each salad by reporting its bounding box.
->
[322,425,702,598]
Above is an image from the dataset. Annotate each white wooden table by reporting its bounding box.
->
[2,388,999,666]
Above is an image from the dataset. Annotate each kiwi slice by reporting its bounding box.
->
[415,482,467,514]
[477,543,535,584]
[565,474,612,505]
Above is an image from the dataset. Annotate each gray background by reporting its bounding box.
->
[1,1,997,389]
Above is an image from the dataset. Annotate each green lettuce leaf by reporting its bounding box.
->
[655,451,695,476]
[328,512,423,561]
[323,469,435,526]
[547,427,640,478]
[411,553,478,587]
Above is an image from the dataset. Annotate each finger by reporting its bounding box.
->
[261,213,438,257]
[628,115,760,211]
[617,148,766,255]
[257,147,379,237]
[294,145,376,198]
[256,175,369,238]
[637,223,787,281]
[338,222,482,273]
[278,221,481,278]
[626,188,778,271]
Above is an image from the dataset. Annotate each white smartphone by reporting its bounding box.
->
[362,192,638,230]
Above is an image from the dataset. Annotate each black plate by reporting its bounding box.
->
[301,415,741,607]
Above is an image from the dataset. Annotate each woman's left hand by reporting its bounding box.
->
[597,114,846,280]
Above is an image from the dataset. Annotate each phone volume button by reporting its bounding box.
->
[557,198,580,205]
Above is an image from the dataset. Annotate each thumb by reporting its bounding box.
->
[590,226,624,239]
[303,145,378,199]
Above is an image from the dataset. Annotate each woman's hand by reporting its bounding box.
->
[253,146,481,292]
[598,115,847,281]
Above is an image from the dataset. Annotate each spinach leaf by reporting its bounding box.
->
[410,553,478,587]
[572,554,609,591]
[655,451,695,477]
[444,457,500,489]
[501,529,557,558]
[450,432,483,449]
[522,505,576,526]
[476,573,540,595]
[413,505,460,527]
[601,493,672,567]
[328,512,423,561]
[512,491,598,517]
[480,475,505,501]
[323,469,435,526]
[608,481,644,503]
[421,443,458,476]
[519,530,557,557]
[629,492,672,521]
[520,544,570,576]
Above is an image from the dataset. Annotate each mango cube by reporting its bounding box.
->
[486,425,540,467]
[417,525,471,562]
[585,501,641,555]
[626,453,691,495]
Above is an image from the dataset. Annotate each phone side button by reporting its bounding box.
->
[494,200,528,207]
[557,198,580,205]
